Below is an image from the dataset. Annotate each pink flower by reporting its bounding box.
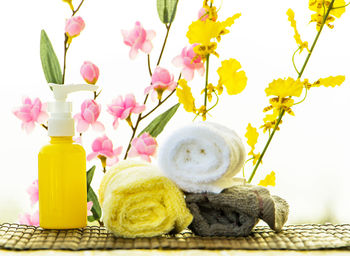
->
[107,94,145,129]
[87,201,93,216]
[198,7,216,21]
[65,16,85,38]
[128,133,157,162]
[172,44,205,81]
[198,7,209,21]
[26,180,39,207]
[145,67,177,100]
[80,61,99,85]
[87,135,123,166]
[13,97,48,134]
[121,21,156,59]
[19,210,39,227]
[74,99,105,133]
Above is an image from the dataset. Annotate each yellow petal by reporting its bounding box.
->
[287,8,308,52]
[316,75,345,87]
[245,123,259,152]
[186,20,222,45]
[309,0,346,19]
[258,171,276,187]
[263,109,279,123]
[220,13,241,28]
[265,78,303,98]
[176,79,196,113]
[217,58,247,95]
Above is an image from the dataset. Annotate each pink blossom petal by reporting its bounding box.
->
[87,152,99,161]
[101,139,113,152]
[26,180,39,207]
[129,47,138,59]
[150,91,158,101]
[113,119,119,130]
[120,108,132,120]
[124,94,136,108]
[141,40,153,54]
[144,85,152,95]
[172,55,183,67]
[82,108,95,123]
[132,104,146,114]
[128,147,139,157]
[91,121,105,132]
[145,144,157,156]
[182,67,195,81]
[132,138,147,154]
[37,111,49,123]
[113,146,123,156]
[140,154,152,162]
[22,122,35,134]
[87,201,93,216]
[76,119,89,133]
[106,156,118,166]
[146,30,156,40]
[197,65,205,76]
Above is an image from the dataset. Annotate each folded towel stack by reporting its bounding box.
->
[98,160,193,238]
[158,122,246,193]
[185,185,289,237]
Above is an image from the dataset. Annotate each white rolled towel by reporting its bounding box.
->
[158,122,246,193]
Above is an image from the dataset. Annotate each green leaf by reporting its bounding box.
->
[157,0,179,24]
[86,165,96,190]
[87,186,102,222]
[139,103,180,137]
[40,29,63,87]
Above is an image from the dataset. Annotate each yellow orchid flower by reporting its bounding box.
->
[217,58,247,95]
[258,171,276,187]
[176,79,196,113]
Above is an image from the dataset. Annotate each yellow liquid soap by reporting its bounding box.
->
[38,136,87,229]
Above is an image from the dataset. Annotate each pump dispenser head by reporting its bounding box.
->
[48,84,98,136]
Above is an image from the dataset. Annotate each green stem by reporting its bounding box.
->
[204,54,210,108]
[62,35,69,84]
[147,54,152,76]
[156,23,171,67]
[62,0,85,84]
[72,0,85,16]
[294,87,308,105]
[123,23,175,159]
[248,0,335,183]
[292,47,301,75]
[248,110,283,183]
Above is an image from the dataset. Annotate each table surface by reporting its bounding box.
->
[1,249,350,256]
[1,223,350,255]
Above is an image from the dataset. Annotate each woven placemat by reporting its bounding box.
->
[0,223,349,251]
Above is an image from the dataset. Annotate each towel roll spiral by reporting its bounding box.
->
[99,160,193,238]
[158,122,246,193]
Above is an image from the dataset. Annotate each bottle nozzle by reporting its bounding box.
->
[48,83,99,137]
[49,83,98,101]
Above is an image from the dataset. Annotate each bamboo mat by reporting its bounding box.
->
[0,223,349,251]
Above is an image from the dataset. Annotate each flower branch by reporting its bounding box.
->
[248,0,338,183]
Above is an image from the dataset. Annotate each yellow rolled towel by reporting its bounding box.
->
[98,160,193,238]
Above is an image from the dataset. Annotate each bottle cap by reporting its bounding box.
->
[48,84,98,136]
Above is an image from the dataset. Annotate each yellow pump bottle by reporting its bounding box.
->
[38,84,98,229]
[39,137,86,229]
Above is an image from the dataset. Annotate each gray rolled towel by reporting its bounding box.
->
[185,185,289,237]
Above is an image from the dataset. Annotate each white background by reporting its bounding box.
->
[0,0,349,224]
